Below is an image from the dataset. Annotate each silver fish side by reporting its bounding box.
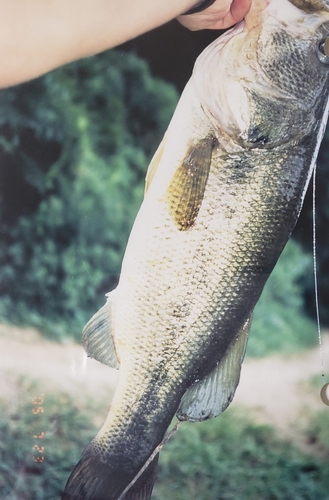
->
[62,1,329,499]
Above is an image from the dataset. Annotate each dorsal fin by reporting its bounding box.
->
[82,291,120,369]
[166,137,216,231]
[176,315,251,422]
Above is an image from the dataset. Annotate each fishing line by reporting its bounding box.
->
[118,420,183,499]
[312,167,327,397]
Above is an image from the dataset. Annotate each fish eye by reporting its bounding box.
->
[317,38,329,64]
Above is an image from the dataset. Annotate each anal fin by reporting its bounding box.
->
[82,290,120,369]
[176,316,251,422]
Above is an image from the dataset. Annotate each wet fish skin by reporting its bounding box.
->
[62,1,329,499]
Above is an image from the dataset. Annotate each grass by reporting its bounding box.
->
[0,377,98,500]
[307,409,329,457]
[1,377,329,500]
[154,409,329,500]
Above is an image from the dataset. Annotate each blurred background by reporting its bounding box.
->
[0,20,328,500]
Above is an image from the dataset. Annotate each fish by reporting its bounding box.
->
[62,0,329,498]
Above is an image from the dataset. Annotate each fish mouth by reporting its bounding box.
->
[192,0,329,149]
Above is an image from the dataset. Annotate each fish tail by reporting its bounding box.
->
[61,447,159,500]
[120,455,159,500]
[61,454,106,500]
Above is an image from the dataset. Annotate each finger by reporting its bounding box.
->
[230,0,252,23]
[177,0,251,31]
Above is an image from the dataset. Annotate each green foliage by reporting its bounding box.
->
[0,378,98,500]
[1,379,328,500]
[294,128,329,325]
[0,47,320,352]
[0,50,178,339]
[307,409,329,459]
[247,239,315,357]
[154,410,329,500]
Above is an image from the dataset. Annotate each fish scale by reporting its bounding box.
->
[62,0,329,498]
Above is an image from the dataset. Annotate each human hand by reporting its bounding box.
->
[177,0,251,30]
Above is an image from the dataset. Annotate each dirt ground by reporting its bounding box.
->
[0,323,328,441]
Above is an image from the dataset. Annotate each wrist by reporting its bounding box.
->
[182,0,216,15]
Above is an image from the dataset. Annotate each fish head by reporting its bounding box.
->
[192,0,329,149]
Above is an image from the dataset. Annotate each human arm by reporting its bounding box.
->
[0,0,250,89]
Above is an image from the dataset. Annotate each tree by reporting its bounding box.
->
[0,50,178,339]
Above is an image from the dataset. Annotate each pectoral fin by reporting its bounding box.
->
[166,137,216,231]
[176,316,251,422]
[82,291,120,369]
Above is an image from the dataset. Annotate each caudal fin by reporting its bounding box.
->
[61,450,158,500]
[120,455,158,500]
[61,452,115,500]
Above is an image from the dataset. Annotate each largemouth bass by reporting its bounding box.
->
[62,0,329,498]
